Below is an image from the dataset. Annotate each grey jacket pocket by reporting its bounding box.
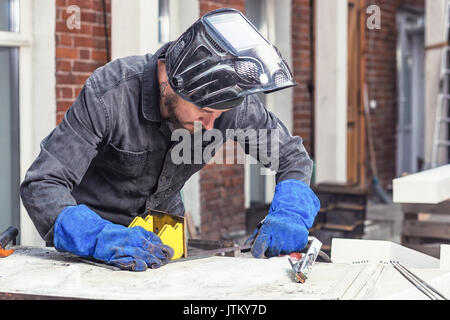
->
[103,143,152,178]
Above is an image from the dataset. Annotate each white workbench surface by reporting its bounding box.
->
[1,246,449,300]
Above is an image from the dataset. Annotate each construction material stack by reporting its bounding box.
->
[310,183,368,254]
[401,201,450,258]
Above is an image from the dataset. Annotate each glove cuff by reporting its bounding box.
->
[268,179,320,229]
[54,204,111,257]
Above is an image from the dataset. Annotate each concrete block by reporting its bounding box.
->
[440,244,450,270]
[392,164,450,204]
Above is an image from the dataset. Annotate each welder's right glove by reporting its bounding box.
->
[53,204,174,271]
[245,179,320,258]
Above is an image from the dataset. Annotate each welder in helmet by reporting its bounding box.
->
[20,8,320,271]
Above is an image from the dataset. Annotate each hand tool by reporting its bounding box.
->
[0,226,19,258]
[288,237,324,283]
[390,261,447,300]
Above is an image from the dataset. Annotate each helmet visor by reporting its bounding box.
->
[205,12,268,52]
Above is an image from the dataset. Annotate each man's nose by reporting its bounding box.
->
[201,113,217,130]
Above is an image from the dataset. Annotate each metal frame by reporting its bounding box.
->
[396,10,425,175]
[391,261,447,300]
[431,0,450,168]
[9,47,20,233]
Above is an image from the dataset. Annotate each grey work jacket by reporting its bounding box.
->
[20,43,313,242]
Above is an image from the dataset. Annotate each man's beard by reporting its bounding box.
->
[162,93,196,133]
[163,93,184,129]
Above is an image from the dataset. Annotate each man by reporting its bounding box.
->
[20,8,320,271]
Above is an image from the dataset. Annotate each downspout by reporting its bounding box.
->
[309,0,315,158]
[309,0,316,182]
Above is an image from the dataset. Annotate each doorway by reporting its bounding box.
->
[347,0,366,186]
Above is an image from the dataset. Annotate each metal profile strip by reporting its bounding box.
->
[390,261,447,300]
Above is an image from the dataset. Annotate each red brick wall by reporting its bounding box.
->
[198,0,246,240]
[363,0,424,188]
[199,0,246,14]
[292,0,314,156]
[199,146,246,239]
[55,0,111,124]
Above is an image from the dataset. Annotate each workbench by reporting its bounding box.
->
[1,245,450,300]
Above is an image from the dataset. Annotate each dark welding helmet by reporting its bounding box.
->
[163,8,297,110]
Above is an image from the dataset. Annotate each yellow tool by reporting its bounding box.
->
[128,209,186,260]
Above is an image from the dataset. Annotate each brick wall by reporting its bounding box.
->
[198,0,247,240]
[199,0,246,14]
[55,0,111,124]
[199,145,246,239]
[292,0,314,156]
[363,0,424,188]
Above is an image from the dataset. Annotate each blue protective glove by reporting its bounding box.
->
[245,179,320,258]
[54,204,174,271]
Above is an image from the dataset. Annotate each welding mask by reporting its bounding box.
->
[163,8,297,110]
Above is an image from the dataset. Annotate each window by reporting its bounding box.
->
[0,0,19,32]
[158,0,170,43]
[0,0,21,233]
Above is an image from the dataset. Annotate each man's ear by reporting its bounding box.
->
[157,59,169,83]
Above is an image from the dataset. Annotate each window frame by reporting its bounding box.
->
[0,0,56,246]
[0,0,31,243]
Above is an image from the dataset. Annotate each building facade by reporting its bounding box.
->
[2,0,440,245]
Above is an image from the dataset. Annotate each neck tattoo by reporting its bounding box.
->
[160,81,169,99]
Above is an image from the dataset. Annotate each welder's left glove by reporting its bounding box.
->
[245,179,320,258]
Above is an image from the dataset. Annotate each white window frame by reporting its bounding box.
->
[0,0,56,245]
[112,0,200,60]
[314,0,348,184]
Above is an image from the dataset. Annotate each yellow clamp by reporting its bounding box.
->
[128,210,186,260]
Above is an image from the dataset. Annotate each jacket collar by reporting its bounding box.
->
[141,42,173,122]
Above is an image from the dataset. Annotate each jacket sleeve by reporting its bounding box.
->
[236,94,313,186]
[20,76,110,242]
